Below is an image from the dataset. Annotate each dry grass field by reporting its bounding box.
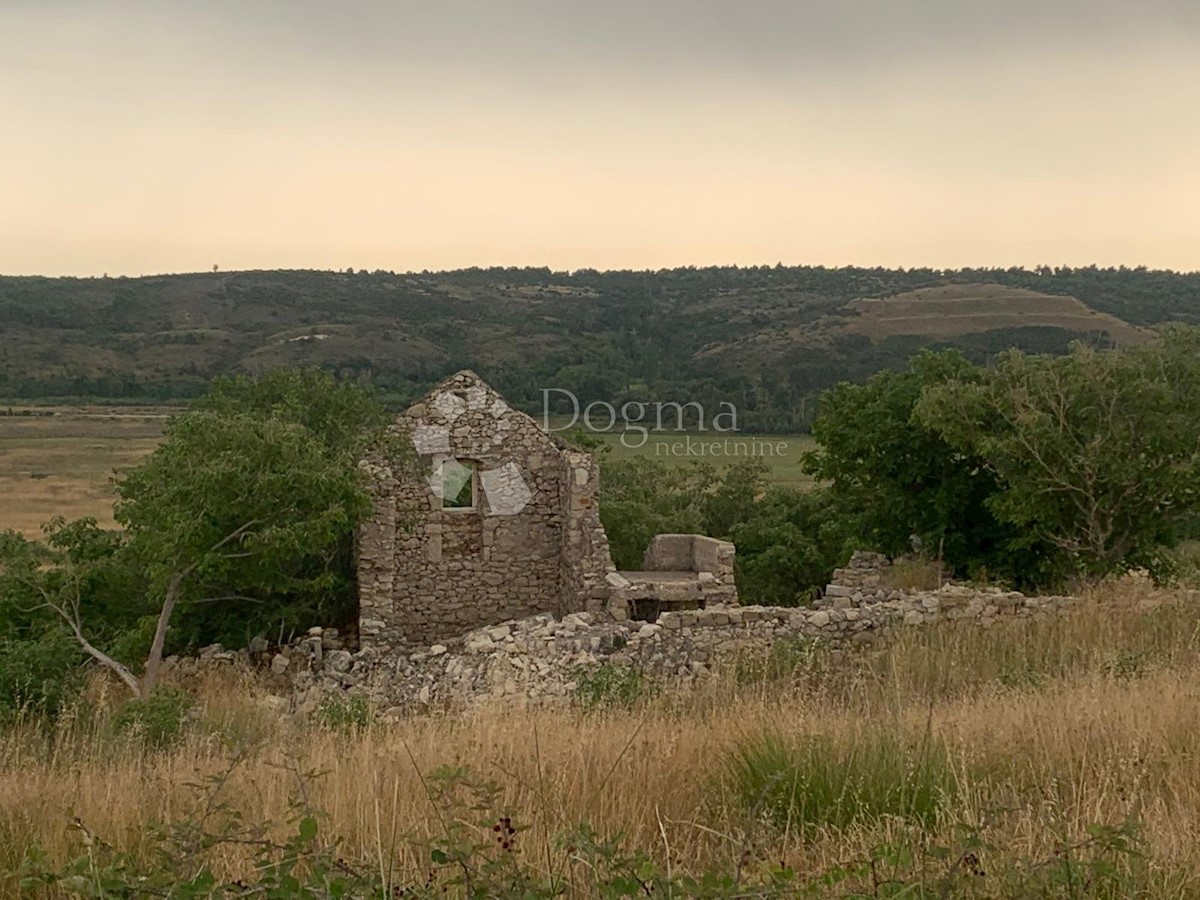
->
[4,582,1200,896]
[0,411,815,541]
[0,409,165,537]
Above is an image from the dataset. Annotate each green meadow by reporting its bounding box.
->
[592,430,817,489]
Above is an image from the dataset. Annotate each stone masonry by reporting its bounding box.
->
[170,582,1079,717]
[608,534,738,621]
[356,372,739,650]
[825,550,893,598]
[356,371,619,649]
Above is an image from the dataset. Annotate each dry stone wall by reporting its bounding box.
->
[170,583,1075,718]
[825,550,893,598]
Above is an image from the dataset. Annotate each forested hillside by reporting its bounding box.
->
[2,264,1196,429]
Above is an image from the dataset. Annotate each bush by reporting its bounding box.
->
[0,629,84,721]
[731,487,852,606]
[572,663,652,710]
[726,727,956,832]
[314,693,371,732]
[112,687,194,749]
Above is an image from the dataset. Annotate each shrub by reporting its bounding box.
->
[1173,540,1200,587]
[572,663,652,710]
[726,727,956,832]
[112,687,194,749]
[730,487,851,606]
[0,633,84,724]
[314,693,371,732]
[0,629,84,722]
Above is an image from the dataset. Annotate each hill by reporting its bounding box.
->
[842,284,1150,344]
[1,264,1196,430]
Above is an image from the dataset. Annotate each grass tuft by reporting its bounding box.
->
[726,725,956,832]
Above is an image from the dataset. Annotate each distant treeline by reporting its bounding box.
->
[1,264,1196,429]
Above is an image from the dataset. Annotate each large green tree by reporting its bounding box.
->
[803,350,1050,582]
[37,370,400,697]
[917,328,1200,580]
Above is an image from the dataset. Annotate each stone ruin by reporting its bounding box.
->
[824,550,893,599]
[607,534,738,623]
[355,371,737,650]
[170,581,1077,718]
[157,377,1089,716]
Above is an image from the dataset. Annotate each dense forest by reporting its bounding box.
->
[2,264,1197,430]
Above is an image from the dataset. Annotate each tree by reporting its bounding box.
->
[917,328,1200,580]
[0,522,130,712]
[45,370,401,697]
[701,459,769,537]
[803,350,1049,582]
[599,460,713,569]
[730,487,852,606]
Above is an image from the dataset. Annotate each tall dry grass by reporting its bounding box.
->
[4,582,1200,895]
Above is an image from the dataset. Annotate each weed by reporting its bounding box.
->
[572,663,652,710]
[1101,650,1152,681]
[734,636,828,686]
[314,693,371,732]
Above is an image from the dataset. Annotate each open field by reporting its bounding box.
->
[4,582,1200,896]
[0,409,165,537]
[0,411,815,537]
[595,431,816,489]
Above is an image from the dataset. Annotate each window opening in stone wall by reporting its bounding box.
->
[441,459,476,509]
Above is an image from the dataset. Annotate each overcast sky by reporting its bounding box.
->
[2,1,1198,275]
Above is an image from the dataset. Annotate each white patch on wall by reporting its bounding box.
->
[480,463,533,516]
[411,424,451,456]
[432,390,467,422]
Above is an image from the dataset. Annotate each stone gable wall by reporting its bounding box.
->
[358,371,616,649]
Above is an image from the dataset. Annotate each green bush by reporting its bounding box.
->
[726,727,956,832]
[112,687,194,749]
[314,693,371,732]
[572,663,652,710]
[1173,540,1200,587]
[0,629,84,722]
[731,487,851,606]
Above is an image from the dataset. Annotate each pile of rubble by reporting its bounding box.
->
[166,581,1075,719]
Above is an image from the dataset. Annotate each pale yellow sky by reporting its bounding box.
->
[2,1,1198,276]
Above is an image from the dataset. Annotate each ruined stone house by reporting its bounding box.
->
[356,371,737,650]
